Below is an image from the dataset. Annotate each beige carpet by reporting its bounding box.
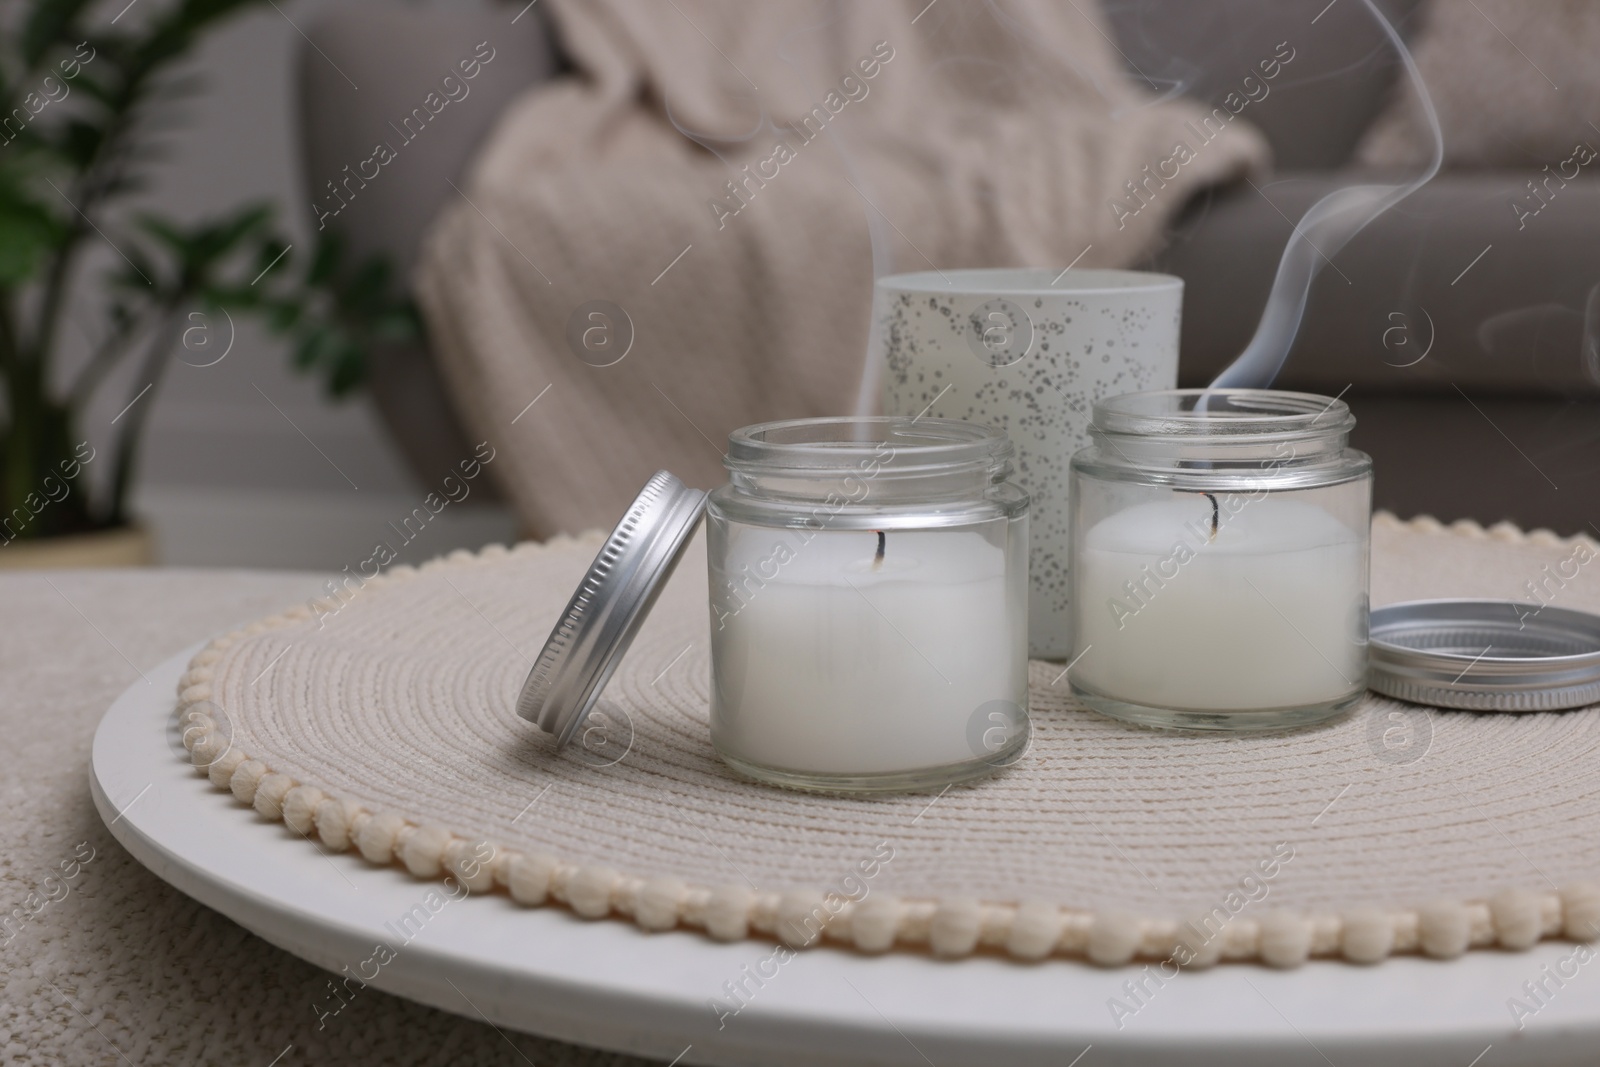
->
[0,568,655,1066]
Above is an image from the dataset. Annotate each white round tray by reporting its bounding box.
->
[93,645,1598,1066]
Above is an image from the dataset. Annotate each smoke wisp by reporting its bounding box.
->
[1209,0,1443,390]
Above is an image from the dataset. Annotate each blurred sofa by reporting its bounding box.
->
[297,0,1600,536]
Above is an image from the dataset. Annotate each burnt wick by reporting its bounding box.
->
[872,529,886,570]
[1181,489,1220,541]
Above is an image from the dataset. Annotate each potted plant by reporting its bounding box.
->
[0,0,417,568]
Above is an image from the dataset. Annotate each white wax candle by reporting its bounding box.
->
[1073,497,1365,711]
[710,525,1027,776]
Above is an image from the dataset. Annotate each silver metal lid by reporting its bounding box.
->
[1369,599,1600,711]
[516,471,706,747]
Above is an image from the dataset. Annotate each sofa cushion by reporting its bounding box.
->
[1358,0,1600,169]
[1106,0,1425,170]
[1160,172,1600,398]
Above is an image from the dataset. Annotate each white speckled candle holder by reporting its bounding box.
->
[875,268,1181,659]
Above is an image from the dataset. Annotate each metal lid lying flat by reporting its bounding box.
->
[1369,599,1600,711]
[517,471,706,748]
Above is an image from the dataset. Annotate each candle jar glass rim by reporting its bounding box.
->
[1078,388,1368,491]
[716,415,1024,518]
[726,415,1010,469]
[1091,388,1354,441]
[720,416,1024,517]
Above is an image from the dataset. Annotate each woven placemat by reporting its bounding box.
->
[173,514,1600,968]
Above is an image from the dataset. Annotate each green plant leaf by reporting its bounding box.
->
[306,233,340,287]
[294,326,341,371]
[56,119,104,169]
[205,202,272,254]
[134,214,191,255]
[21,0,98,66]
[0,195,64,284]
[65,70,116,108]
[264,299,301,331]
[328,343,366,396]
[251,237,291,278]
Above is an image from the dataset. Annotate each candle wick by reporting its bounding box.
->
[872,529,886,570]
[1181,489,1221,541]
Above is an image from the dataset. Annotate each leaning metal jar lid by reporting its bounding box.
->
[516,471,706,748]
[1369,599,1600,711]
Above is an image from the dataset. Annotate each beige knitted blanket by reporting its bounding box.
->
[415,0,1268,538]
[180,515,1600,969]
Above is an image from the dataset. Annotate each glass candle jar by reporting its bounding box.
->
[1067,389,1371,731]
[707,416,1030,791]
